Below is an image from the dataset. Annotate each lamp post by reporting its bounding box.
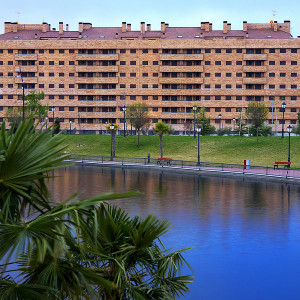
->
[122,105,126,137]
[196,126,201,166]
[281,102,286,139]
[110,124,115,161]
[218,114,222,130]
[69,120,72,134]
[52,107,55,137]
[233,118,236,134]
[130,114,133,135]
[45,116,48,129]
[193,105,197,139]
[287,125,292,167]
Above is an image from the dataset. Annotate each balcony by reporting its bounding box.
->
[160,66,204,73]
[76,54,119,61]
[160,54,203,61]
[159,77,204,84]
[243,65,268,73]
[243,77,267,84]
[243,54,267,60]
[15,65,37,72]
[15,77,38,84]
[75,77,119,84]
[75,65,118,72]
[15,54,38,60]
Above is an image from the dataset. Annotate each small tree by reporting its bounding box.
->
[54,118,61,134]
[126,103,150,147]
[246,102,268,143]
[106,123,119,157]
[25,90,48,121]
[153,122,172,158]
[195,107,215,136]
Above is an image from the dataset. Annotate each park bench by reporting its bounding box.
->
[274,162,291,169]
[157,158,173,166]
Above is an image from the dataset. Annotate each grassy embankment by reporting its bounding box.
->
[62,135,300,168]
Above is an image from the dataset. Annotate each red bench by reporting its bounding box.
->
[157,158,173,165]
[274,162,291,169]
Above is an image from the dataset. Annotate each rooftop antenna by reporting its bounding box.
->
[16,11,21,23]
[272,10,276,17]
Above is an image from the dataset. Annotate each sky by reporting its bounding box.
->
[0,0,299,36]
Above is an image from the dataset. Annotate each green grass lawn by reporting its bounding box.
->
[62,134,300,168]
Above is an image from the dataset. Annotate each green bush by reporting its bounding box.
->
[216,127,232,136]
[249,124,274,136]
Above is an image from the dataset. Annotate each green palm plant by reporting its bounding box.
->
[153,122,172,158]
[0,120,194,299]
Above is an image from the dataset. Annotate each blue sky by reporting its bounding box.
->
[0,0,299,36]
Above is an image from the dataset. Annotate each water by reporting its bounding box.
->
[49,166,300,300]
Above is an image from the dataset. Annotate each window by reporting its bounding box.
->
[120,49,126,53]
[280,49,286,53]
[205,61,211,65]
[130,49,136,54]
[130,96,136,100]
[280,61,286,65]
[39,72,44,77]
[280,73,286,77]
[8,95,13,99]
[59,84,64,88]
[226,49,232,53]
[205,73,210,77]
[130,61,136,65]
[215,73,221,77]
[142,96,148,100]
[291,85,297,89]
[142,49,148,54]
[205,49,211,53]
[59,49,65,54]
[291,96,297,101]
[69,50,75,54]
[215,107,221,111]
[226,84,232,88]
[39,61,44,65]
[291,73,297,77]
[49,72,54,77]
[142,61,148,65]
[215,49,221,53]
[0,73,2,76]
[59,95,64,100]
[142,84,148,88]
[236,73,242,77]
[153,107,158,111]
[49,49,55,54]
[69,84,75,88]
[69,73,74,77]
[236,84,242,88]
[269,85,275,89]
[226,61,232,65]
[291,61,297,65]
[291,49,297,53]
[153,84,158,88]
[8,61,13,65]
[49,84,54,88]
[49,61,54,65]
[59,107,64,111]
[225,108,231,112]
[226,73,231,77]
[153,73,158,77]
[153,49,159,53]
[69,61,75,65]
[236,49,242,53]
[120,73,126,77]
[236,61,242,65]
[269,61,275,65]
[0,50,3,54]
[215,84,221,88]
[204,96,210,100]
[269,73,275,77]
[59,61,64,65]
[0,61,3,65]
[130,84,136,88]
[120,84,126,88]
[204,84,210,88]
[69,95,75,100]
[130,73,136,77]
[8,84,13,88]
[226,96,231,100]
[215,61,221,65]
[120,61,126,65]
[280,84,286,89]
[8,50,13,54]
[153,96,158,100]
[142,73,148,77]
[49,95,54,99]
[39,49,44,54]
[153,61,159,65]
[59,73,64,77]
[69,107,75,111]
[8,72,13,76]
[269,48,275,53]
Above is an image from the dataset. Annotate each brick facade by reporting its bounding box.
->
[0,20,299,133]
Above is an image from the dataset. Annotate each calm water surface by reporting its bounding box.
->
[49,166,300,300]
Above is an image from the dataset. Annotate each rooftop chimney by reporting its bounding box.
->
[246,32,249,38]
[161,22,165,32]
[122,22,126,33]
[42,22,49,33]
[115,32,119,39]
[274,21,278,32]
[78,22,83,33]
[165,23,169,28]
[162,32,165,39]
[66,24,69,31]
[141,22,145,34]
[59,22,63,34]
[243,21,247,32]
[79,33,82,39]
[147,24,151,31]
[228,23,231,31]
[52,28,56,31]
[209,23,212,31]
[204,22,209,32]
[223,21,228,34]
[127,23,131,31]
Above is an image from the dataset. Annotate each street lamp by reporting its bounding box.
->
[196,126,201,166]
[193,105,197,139]
[110,124,115,161]
[45,116,48,129]
[69,120,72,134]
[52,107,55,137]
[287,125,292,167]
[218,114,222,130]
[130,114,133,135]
[122,105,127,137]
[233,118,236,134]
[281,102,286,139]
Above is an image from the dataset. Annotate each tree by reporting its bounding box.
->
[54,117,61,134]
[0,120,194,299]
[126,103,150,147]
[246,102,268,143]
[153,122,172,158]
[106,123,119,157]
[195,107,215,136]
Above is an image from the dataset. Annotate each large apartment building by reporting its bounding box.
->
[0,20,299,133]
